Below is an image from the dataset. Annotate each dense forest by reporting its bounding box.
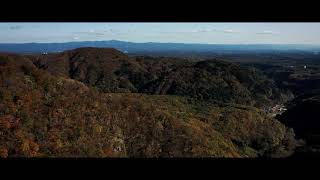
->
[0,47,318,158]
[30,48,292,107]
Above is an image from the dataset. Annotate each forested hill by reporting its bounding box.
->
[28,47,292,107]
[0,48,297,157]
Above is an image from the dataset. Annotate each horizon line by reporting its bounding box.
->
[1,40,320,46]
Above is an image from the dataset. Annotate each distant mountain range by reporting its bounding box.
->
[0,40,320,54]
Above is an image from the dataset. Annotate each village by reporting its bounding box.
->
[263,104,287,117]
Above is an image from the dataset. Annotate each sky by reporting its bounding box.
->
[1,23,320,44]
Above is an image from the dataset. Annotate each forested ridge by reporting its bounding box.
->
[0,48,298,157]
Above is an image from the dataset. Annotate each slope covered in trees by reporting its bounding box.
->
[30,47,290,107]
[277,91,320,141]
[0,49,297,157]
[276,91,320,157]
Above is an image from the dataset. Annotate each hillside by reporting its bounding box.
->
[277,91,320,141]
[141,60,289,107]
[30,48,290,107]
[276,91,320,156]
[241,61,320,96]
[0,50,297,157]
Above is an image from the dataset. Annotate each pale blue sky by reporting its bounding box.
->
[1,23,320,44]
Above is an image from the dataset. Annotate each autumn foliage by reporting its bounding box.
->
[0,49,297,158]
